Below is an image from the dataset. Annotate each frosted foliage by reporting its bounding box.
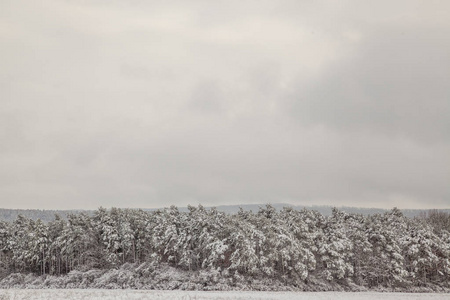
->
[0,206,449,291]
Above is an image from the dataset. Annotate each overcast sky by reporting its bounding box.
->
[1,0,449,210]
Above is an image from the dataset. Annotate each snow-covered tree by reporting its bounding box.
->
[365,209,408,287]
[0,205,449,290]
[316,208,354,281]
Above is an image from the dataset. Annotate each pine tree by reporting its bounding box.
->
[317,208,353,281]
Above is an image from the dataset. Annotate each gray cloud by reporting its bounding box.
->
[0,0,449,209]
[287,25,450,143]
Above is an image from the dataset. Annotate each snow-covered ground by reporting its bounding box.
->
[0,290,449,300]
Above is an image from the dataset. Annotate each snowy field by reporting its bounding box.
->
[0,290,449,300]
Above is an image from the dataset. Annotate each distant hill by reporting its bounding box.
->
[1,204,449,222]
[0,209,90,223]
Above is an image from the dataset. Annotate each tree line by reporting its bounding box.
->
[0,206,448,289]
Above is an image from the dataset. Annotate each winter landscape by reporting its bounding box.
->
[2,0,450,298]
[0,206,449,294]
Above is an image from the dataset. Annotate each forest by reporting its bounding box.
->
[0,206,448,291]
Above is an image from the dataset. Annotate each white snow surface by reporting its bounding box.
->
[0,290,449,300]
